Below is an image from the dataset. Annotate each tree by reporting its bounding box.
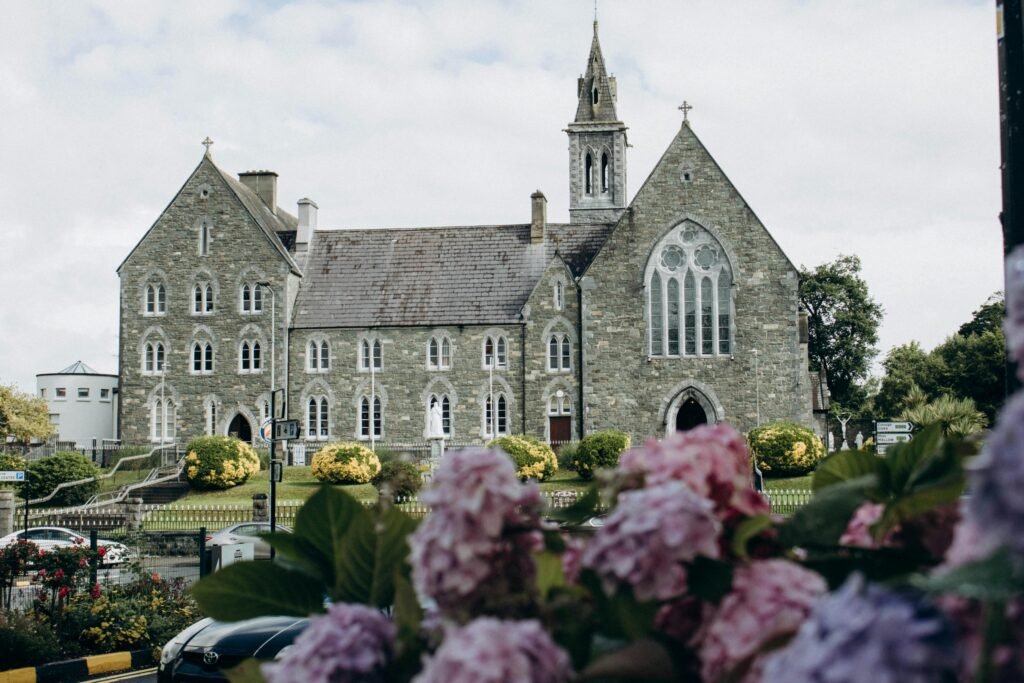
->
[933,329,1005,422]
[957,294,1004,337]
[800,255,884,411]
[0,383,53,449]
[874,342,946,418]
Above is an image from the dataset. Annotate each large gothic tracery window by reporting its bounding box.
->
[647,222,732,357]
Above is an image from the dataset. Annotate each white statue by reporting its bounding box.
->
[826,431,834,452]
[428,402,444,440]
[855,431,864,449]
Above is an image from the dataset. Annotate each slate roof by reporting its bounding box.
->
[292,222,615,329]
[36,361,116,377]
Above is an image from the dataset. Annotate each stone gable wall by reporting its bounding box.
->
[118,159,293,444]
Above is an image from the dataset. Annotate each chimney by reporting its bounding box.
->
[296,198,318,251]
[238,170,279,215]
[530,190,547,244]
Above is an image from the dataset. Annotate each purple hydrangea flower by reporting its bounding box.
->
[964,391,1024,565]
[413,618,572,683]
[262,603,394,683]
[1005,245,1024,382]
[760,574,958,683]
[699,559,826,683]
[409,448,543,612]
[581,481,721,601]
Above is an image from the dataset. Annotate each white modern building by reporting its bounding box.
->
[36,361,119,448]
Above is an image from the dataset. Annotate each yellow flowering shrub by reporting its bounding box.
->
[80,595,150,651]
[748,422,825,476]
[183,436,261,490]
[488,435,558,481]
[311,443,381,484]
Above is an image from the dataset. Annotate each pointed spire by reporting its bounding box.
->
[574,19,618,123]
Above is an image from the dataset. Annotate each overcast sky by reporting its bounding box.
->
[0,0,1003,394]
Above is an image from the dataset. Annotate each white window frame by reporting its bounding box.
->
[191,342,214,375]
[482,335,508,370]
[547,334,572,373]
[150,398,176,443]
[358,395,382,440]
[554,280,564,311]
[359,338,382,372]
[142,341,165,375]
[548,393,572,416]
[427,335,452,370]
[192,282,215,315]
[483,393,508,437]
[144,283,167,316]
[240,283,264,314]
[199,221,210,256]
[238,340,263,374]
[306,338,330,373]
[306,396,330,441]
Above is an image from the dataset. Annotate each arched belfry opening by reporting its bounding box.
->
[675,398,708,432]
[228,413,252,443]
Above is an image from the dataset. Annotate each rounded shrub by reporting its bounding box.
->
[22,451,99,505]
[570,430,631,480]
[372,459,423,498]
[183,436,261,490]
[748,422,825,477]
[489,435,557,481]
[311,442,381,485]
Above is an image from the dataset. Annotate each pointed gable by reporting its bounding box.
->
[574,21,619,124]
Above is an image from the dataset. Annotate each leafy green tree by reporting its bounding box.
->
[800,255,884,410]
[957,294,1004,337]
[874,342,946,419]
[899,393,987,439]
[0,383,54,449]
[933,329,1005,422]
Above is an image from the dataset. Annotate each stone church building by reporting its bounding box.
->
[117,24,816,450]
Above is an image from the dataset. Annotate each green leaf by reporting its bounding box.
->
[294,486,373,589]
[577,638,677,681]
[778,476,874,549]
[884,424,943,493]
[813,449,885,494]
[912,549,1024,601]
[687,556,734,604]
[534,550,567,600]
[191,562,326,621]
[578,570,657,641]
[731,514,773,560]
[333,505,418,607]
[545,484,600,525]
[260,533,329,583]
[224,659,267,683]
[391,572,424,683]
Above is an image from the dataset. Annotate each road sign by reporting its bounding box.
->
[259,419,273,444]
[274,419,299,441]
[0,470,25,482]
[877,421,913,433]
[876,433,913,445]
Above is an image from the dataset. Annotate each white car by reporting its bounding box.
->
[0,526,132,565]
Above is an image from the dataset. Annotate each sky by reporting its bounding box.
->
[0,0,1004,394]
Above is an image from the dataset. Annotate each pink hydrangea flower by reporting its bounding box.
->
[262,603,394,683]
[581,481,721,601]
[839,502,898,549]
[699,559,826,683]
[618,423,769,521]
[413,618,572,683]
[409,448,543,612]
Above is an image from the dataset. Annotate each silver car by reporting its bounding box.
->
[204,523,291,560]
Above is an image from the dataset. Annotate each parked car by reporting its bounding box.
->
[0,526,132,565]
[158,615,309,682]
[205,522,292,561]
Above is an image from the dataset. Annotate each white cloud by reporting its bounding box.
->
[0,0,1003,394]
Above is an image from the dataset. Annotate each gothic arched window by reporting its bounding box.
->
[585,153,593,195]
[601,152,609,193]
[646,222,733,357]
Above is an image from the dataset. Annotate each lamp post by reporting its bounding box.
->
[752,349,761,427]
[256,282,278,537]
[370,341,376,453]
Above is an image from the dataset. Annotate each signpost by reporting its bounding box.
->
[875,421,914,454]
[0,471,25,482]
[259,419,273,444]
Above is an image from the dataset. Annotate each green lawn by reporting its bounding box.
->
[764,474,813,492]
[539,468,590,493]
[177,466,379,505]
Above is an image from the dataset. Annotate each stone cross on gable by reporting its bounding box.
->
[678,101,693,125]
[202,136,214,155]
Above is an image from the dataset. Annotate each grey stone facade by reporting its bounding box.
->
[117,24,814,449]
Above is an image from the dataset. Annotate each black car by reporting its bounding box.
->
[158,615,309,682]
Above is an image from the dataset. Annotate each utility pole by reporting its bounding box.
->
[998,0,1023,392]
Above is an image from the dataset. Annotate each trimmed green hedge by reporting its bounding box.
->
[184,436,261,490]
[488,435,558,481]
[748,422,825,477]
[570,431,631,480]
[311,443,382,485]
[21,451,99,505]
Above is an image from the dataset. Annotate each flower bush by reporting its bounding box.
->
[183,436,260,490]
[747,421,825,476]
[187,366,1024,683]
[488,435,557,481]
[568,429,630,480]
[311,442,382,484]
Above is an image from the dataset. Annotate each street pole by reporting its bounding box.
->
[257,282,278,538]
[489,359,495,438]
[752,349,760,427]
[370,342,376,453]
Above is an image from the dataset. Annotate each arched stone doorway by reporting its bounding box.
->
[663,381,724,436]
[228,414,253,443]
[675,397,708,432]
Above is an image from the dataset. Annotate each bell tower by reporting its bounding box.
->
[567,20,628,224]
